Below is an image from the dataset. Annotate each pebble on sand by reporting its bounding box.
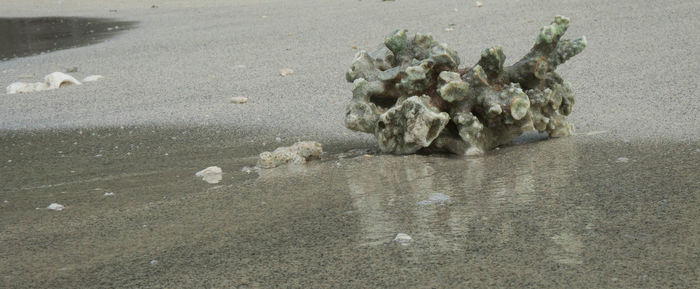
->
[394,233,413,245]
[195,166,223,184]
[230,97,248,104]
[279,68,294,76]
[47,203,65,211]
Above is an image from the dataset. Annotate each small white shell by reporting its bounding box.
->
[44,72,81,89]
[279,68,294,76]
[47,203,65,211]
[6,72,81,94]
[82,75,105,82]
[394,233,413,245]
[6,81,48,94]
[195,166,223,184]
[230,97,248,104]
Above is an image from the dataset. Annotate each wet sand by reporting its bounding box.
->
[1,0,699,287]
[1,128,698,288]
[0,17,136,61]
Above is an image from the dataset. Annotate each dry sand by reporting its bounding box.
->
[0,0,698,142]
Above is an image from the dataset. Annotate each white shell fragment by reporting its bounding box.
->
[394,233,413,245]
[82,75,105,82]
[230,97,248,104]
[6,82,46,94]
[195,166,223,184]
[47,203,65,211]
[279,68,294,76]
[6,72,81,94]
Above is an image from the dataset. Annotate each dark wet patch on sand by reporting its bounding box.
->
[0,17,136,61]
[0,126,697,287]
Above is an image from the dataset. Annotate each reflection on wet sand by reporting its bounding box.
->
[1,127,697,287]
[343,138,590,266]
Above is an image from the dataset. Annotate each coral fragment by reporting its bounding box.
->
[344,16,586,155]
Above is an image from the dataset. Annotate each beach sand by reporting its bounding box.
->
[1,0,698,287]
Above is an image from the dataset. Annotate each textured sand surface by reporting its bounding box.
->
[1,0,698,143]
[1,1,699,288]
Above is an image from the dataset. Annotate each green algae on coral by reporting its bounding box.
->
[344,16,587,155]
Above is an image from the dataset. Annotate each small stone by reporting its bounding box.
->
[82,75,104,82]
[230,97,248,104]
[476,1,483,8]
[47,203,65,211]
[195,166,223,184]
[279,68,294,76]
[394,233,413,245]
[616,157,629,163]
